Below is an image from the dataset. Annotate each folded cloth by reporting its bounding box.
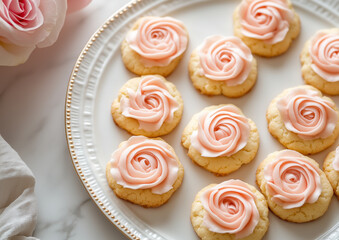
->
[0,135,38,240]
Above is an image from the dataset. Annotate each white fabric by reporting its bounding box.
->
[0,136,38,240]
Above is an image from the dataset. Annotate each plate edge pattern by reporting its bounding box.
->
[65,2,149,240]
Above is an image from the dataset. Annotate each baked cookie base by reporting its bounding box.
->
[300,29,339,95]
[121,40,185,77]
[112,75,184,137]
[323,150,339,199]
[182,104,260,176]
[189,50,257,98]
[233,0,300,57]
[191,183,269,240]
[256,151,333,223]
[106,139,184,208]
[266,85,339,155]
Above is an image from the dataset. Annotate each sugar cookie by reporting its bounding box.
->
[121,16,188,76]
[106,136,184,207]
[266,85,339,154]
[191,179,269,240]
[182,104,259,175]
[301,28,339,95]
[233,0,300,57]
[323,146,339,198]
[256,150,333,222]
[189,35,257,97]
[112,75,183,137]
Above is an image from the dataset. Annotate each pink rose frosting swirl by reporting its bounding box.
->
[264,150,322,209]
[191,105,250,157]
[120,75,179,132]
[239,0,294,44]
[309,30,339,82]
[197,35,253,86]
[126,16,188,67]
[110,136,179,194]
[276,87,338,140]
[200,179,259,239]
[333,146,339,171]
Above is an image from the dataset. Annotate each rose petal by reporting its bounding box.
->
[37,0,66,48]
[0,41,35,66]
[0,0,66,48]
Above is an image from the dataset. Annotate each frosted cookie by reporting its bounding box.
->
[121,16,188,76]
[233,0,300,57]
[300,28,339,95]
[191,179,269,240]
[256,150,333,222]
[266,85,339,155]
[106,136,184,207]
[323,146,339,198]
[189,35,257,97]
[182,104,259,175]
[112,75,184,137]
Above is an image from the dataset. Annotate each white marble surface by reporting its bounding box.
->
[0,0,130,239]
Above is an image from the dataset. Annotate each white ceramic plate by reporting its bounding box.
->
[65,0,339,239]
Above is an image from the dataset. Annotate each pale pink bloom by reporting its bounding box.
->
[0,0,91,66]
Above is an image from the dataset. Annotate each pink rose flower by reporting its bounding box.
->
[0,0,91,66]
